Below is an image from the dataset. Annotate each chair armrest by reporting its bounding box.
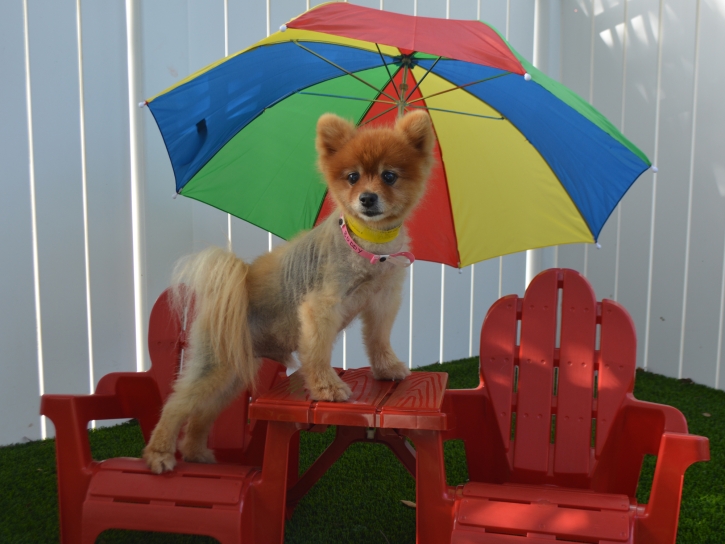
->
[623,395,690,434]
[593,395,690,495]
[441,387,510,483]
[40,372,163,472]
[636,432,710,544]
[92,372,164,440]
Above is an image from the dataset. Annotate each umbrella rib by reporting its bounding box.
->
[375,43,401,99]
[404,56,441,102]
[408,72,513,105]
[297,91,396,105]
[406,104,504,120]
[293,41,398,102]
[359,104,399,126]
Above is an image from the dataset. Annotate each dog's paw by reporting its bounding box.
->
[372,360,411,381]
[179,441,217,464]
[143,447,177,474]
[182,447,216,464]
[308,373,352,402]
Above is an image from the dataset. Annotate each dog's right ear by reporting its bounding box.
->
[316,114,356,158]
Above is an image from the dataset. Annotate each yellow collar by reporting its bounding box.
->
[344,215,401,244]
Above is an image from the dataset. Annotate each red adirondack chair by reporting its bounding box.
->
[440,268,709,543]
[40,289,294,544]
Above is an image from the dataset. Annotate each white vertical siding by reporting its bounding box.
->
[616,0,660,368]
[80,0,136,391]
[0,0,42,443]
[27,1,89,408]
[681,0,724,387]
[646,0,698,378]
[138,0,195,375]
[2,0,724,446]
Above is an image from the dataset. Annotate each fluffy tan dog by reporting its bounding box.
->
[143,110,435,473]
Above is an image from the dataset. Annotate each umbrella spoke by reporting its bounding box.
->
[376,43,401,99]
[406,104,504,121]
[297,91,396,105]
[407,72,512,105]
[359,104,398,126]
[293,41,398,102]
[404,56,441,102]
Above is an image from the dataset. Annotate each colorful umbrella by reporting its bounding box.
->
[145,2,651,268]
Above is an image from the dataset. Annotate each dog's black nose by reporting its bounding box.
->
[359,193,378,208]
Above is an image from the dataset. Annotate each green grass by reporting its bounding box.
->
[0,359,721,543]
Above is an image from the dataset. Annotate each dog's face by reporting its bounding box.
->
[316,110,435,229]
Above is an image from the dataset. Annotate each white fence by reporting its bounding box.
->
[1,0,723,447]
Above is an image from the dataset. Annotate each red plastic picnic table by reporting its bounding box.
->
[248,367,450,544]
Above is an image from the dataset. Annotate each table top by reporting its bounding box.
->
[249,367,449,431]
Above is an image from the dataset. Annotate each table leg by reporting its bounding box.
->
[251,420,299,544]
[404,429,454,544]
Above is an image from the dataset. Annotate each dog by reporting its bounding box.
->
[143,109,436,474]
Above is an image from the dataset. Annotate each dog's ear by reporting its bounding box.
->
[316,113,356,158]
[396,110,435,155]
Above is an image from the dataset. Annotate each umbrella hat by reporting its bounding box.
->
[145,2,651,268]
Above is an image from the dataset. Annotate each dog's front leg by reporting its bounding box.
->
[298,291,352,401]
[361,271,411,381]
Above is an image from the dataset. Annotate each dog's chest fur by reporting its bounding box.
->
[245,213,407,361]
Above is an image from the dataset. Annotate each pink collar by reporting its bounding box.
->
[339,215,415,267]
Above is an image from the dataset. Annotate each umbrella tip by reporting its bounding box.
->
[524,73,532,81]
[596,242,602,249]
[651,165,659,173]
[279,24,287,32]
[138,101,147,108]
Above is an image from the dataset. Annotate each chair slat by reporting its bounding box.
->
[554,269,597,475]
[479,295,519,451]
[596,299,637,456]
[514,270,558,473]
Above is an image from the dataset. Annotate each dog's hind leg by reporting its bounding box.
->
[297,291,352,401]
[143,342,243,473]
[178,376,243,464]
[361,270,411,381]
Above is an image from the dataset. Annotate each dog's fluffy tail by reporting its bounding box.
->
[170,246,259,390]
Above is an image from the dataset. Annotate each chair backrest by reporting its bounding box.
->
[146,288,283,457]
[480,268,637,486]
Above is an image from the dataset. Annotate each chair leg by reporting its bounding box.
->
[404,429,455,544]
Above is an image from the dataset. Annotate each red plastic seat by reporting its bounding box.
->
[441,268,709,544]
[41,289,293,544]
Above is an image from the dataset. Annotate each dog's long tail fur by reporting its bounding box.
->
[170,247,259,390]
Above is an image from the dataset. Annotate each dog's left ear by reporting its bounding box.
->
[316,113,356,159]
[396,110,435,155]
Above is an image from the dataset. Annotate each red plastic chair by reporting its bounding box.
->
[41,289,294,544]
[439,268,709,543]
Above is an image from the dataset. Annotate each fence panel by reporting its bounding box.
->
[681,0,725,387]
[24,0,719,447]
[616,0,659,368]
[139,0,195,370]
[27,1,89,420]
[80,0,136,396]
[0,0,42,445]
[646,0,698,378]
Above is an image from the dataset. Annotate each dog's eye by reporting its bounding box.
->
[347,172,360,184]
[381,171,398,185]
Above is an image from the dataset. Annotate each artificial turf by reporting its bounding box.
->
[0,357,721,543]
